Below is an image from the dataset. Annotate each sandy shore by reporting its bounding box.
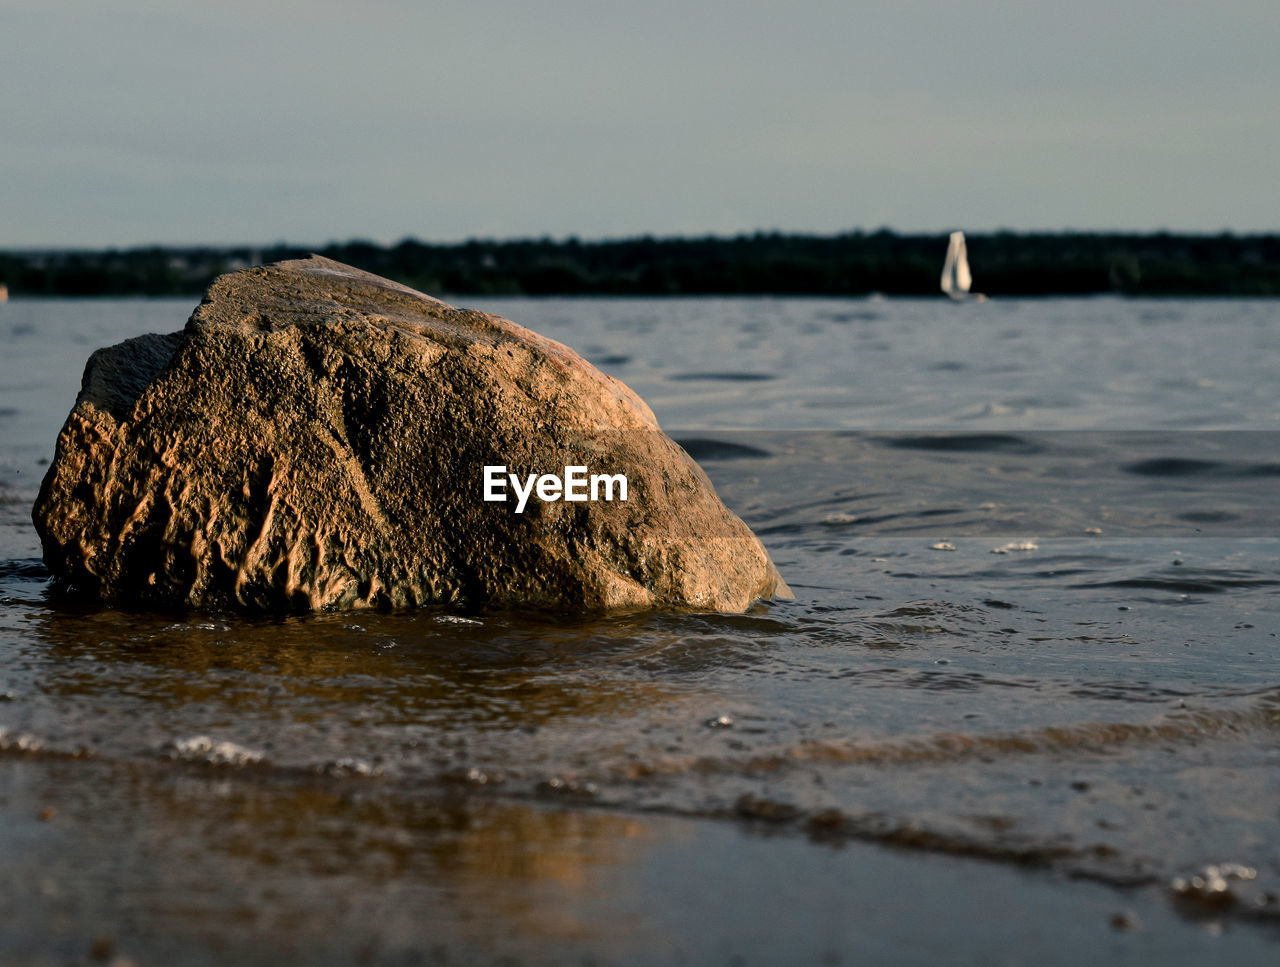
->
[3,756,1275,967]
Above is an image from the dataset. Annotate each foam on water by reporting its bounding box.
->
[166,736,266,767]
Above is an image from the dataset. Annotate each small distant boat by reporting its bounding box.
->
[0,283,8,304]
[940,231,986,302]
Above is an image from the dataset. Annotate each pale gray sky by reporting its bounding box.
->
[3,0,1278,247]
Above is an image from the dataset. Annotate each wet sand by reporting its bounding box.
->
[4,756,1278,967]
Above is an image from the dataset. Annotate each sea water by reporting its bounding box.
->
[1,295,1278,964]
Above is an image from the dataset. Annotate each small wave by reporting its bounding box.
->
[0,727,43,753]
[160,621,232,633]
[1125,458,1223,477]
[880,434,1044,454]
[1168,863,1276,916]
[1074,572,1280,594]
[780,708,1280,767]
[798,808,1143,881]
[1238,463,1280,477]
[165,735,265,767]
[536,775,601,799]
[675,438,772,461]
[0,558,50,581]
[991,541,1038,554]
[441,765,503,786]
[818,508,964,531]
[823,512,860,525]
[0,727,88,760]
[317,757,383,777]
[752,522,809,536]
[1126,457,1280,478]
[1178,510,1240,523]
[434,614,483,626]
[606,701,1280,783]
[666,372,776,382]
[817,310,882,323]
[1068,681,1196,703]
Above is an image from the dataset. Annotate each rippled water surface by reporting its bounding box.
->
[2,295,1279,964]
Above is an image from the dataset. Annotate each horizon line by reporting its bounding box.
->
[3,225,1276,255]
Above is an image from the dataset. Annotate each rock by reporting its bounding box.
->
[33,257,790,613]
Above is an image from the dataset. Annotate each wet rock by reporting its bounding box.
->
[34,257,789,613]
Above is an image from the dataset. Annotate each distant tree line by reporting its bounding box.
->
[3,230,1279,297]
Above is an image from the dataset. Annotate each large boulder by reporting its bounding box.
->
[33,257,789,613]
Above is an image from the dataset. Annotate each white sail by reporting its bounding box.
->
[940,234,958,295]
[941,231,973,299]
[954,235,972,292]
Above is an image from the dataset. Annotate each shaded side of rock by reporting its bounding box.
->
[33,257,789,613]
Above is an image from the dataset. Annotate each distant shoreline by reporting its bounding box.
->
[3,230,1278,297]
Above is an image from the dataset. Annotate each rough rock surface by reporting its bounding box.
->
[34,257,790,613]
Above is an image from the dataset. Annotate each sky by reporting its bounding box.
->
[3,0,1279,248]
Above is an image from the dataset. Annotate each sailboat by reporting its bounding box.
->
[940,231,986,302]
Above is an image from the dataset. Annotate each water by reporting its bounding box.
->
[2,295,1279,964]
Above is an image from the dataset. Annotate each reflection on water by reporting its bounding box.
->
[3,295,1280,960]
[5,533,1278,929]
[0,758,666,963]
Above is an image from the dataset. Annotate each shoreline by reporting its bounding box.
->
[4,754,1277,966]
[4,231,1279,298]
